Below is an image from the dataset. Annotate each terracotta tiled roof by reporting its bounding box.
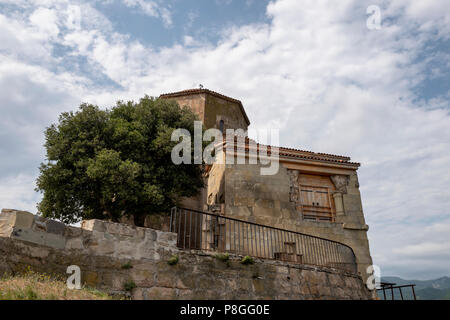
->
[219,136,360,167]
[159,88,251,125]
[278,146,351,161]
[278,149,360,167]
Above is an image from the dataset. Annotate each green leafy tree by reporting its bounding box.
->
[36,96,204,226]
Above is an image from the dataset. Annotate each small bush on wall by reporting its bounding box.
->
[241,256,254,265]
[167,255,179,266]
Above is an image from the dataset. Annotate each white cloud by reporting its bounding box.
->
[0,0,449,279]
[184,9,199,31]
[0,13,53,63]
[215,0,233,5]
[0,174,40,213]
[29,7,60,38]
[394,242,450,259]
[122,0,172,27]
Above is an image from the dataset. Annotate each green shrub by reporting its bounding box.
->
[167,255,179,266]
[123,281,136,292]
[241,256,254,265]
[121,262,133,270]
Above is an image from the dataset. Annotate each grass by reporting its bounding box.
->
[0,269,113,300]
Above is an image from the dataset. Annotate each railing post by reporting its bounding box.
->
[170,207,174,232]
[399,287,403,300]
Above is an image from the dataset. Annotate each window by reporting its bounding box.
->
[219,120,224,133]
[300,185,334,222]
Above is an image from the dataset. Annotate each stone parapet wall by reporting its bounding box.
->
[0,209,178,260]
[0,209,375,300]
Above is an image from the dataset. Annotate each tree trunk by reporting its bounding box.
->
[133,214,146,227]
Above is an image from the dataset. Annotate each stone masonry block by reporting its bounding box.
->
[104,221,136,237]
[0,210,15,237]
[13,210,35,229]
[0,210,35,235]
[46,219,66,235]
[81,219,106,232]
[65,238,84,250]
[44,232,66,249]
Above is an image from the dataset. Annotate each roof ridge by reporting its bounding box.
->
[222,134,359,166]
[224,135,352,161]
[160,88,250,125]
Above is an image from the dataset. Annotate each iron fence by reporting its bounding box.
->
[377,283,417,300]
[170,207,357,274]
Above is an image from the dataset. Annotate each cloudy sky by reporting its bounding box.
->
[0,0,449,280]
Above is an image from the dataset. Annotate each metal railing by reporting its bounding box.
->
[377,282,417,300]
[170,207,357,274]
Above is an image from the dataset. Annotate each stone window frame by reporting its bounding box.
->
[288,169,349,223]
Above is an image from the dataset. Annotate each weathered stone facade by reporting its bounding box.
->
[0,209,375,299]
[205,155,373,283]
[159,89,374,284]
[160,89,250,132]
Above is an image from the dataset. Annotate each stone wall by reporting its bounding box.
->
[207,161,374,282]
[204,94,249,132]
[161,91,249,132]
[0,209,375,299]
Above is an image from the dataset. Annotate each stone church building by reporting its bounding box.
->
[0,88,375,300]
[160,88,373,281]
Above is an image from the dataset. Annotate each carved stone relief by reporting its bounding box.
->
[287,169,300,202]
[330,175,350,194]
[354,174,360,188]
